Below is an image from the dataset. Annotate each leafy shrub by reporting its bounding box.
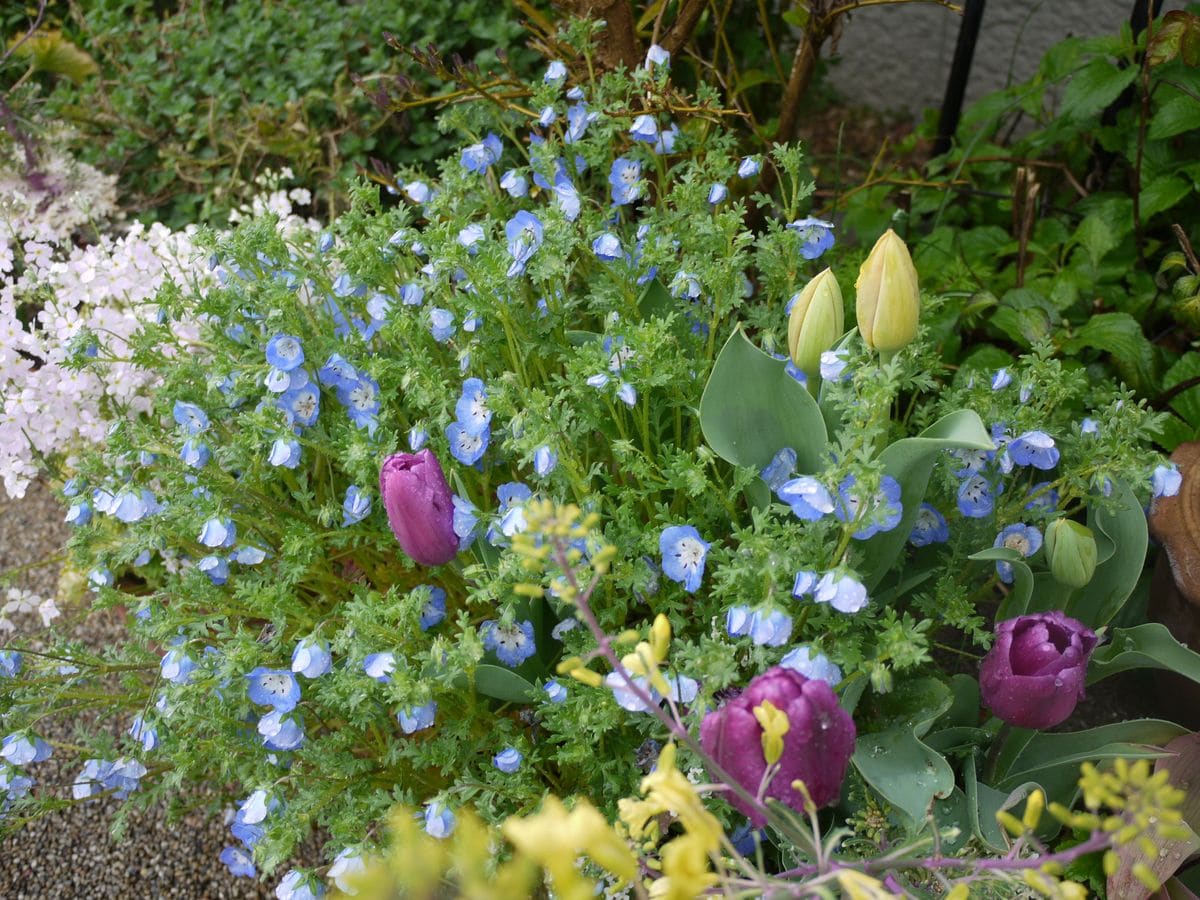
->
[41,0,537,226]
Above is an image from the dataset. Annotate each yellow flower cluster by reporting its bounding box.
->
[512,500,615,604]
[619,742,725,899]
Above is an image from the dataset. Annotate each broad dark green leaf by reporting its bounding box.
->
[1089,623,1200,689]
[1062,59,1137,122]
[474,664,538,703]
[1066,481,1148,626]
[700,327,828,474]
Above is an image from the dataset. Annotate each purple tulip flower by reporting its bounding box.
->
[700,666,856,826]
[979,611,1098,730]
[379,450,460,566]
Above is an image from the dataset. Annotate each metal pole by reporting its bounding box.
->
[932,0,986,158]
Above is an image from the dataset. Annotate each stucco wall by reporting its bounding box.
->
[825,1,1182,115]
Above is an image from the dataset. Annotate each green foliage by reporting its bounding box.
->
[35,0,537,226]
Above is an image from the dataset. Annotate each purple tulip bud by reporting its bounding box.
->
[979,611,1098,730]
[379,450,460,566]
[700,666,856,826]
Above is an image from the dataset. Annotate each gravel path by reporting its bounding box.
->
[0,482,276,899]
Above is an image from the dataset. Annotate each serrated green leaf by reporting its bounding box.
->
[1062,312,1156,391]
[1141,175,1192,218]
[1062,59,1137,122]
[1150,94,1200,140]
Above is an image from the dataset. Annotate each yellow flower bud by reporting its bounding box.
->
[1132,862,1161,891]
[1103,850,1120,877]
[651,614,672,661]
[944,884,970,900]
[855,229,920,353]
[787,267,844,379]
[997,810,1025,837]
[1023,790,1045,831]
[752,699,790,766]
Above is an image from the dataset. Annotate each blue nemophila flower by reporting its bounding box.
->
[266,367,297,394]
[72,757,146,801]
[280,384,320,429]
[398,701,437,734]
[749,609,793,646]
[645,43,670,67]
[909,503,950,546]
[480,620,537,667]
[109,488,151,523]
[617,383,637,407]
[291,637,332,678]
[778,476,834,522]
[277,869,324,900]
[489,482,532,545]
[533,445,558,477]
[500,169,528,198]
[819,350,849,382]
[246,668,301,712]
[725,605,752,637]
[363,652,395,683]
[404,181,431,204]
[65,500,92,526]
[780,646,843,684]
[269,437,301,469]
[447,422,489,466]
[659,525,709,592]
[398,283,424,306]
[417,585,447,631]
[259,710,304,751]
[129,715,158,751]
[0,651,20,678]
[341,486,371,527]
[654,121,680,154]
[785,359,808,386]
[328,849,367,895]
[460,133,502,173]
[957,474,994,518]
[173,401,209,434]
[429,307,456,343]
[424,801,456,839]
[737,156,761,178]
[180,438,210,468]
[457,223,485,253]
[951,447,990,476]
[1025,482,1060,512]
[552,618,578,640]
[233,545,267,565]
[564,103,597,143]
[493,747,523,773]
[160,646,195,684]
[566,85,584,100]
[586,372,610,389]
[544,59,567,83]
[814,572,869,613]
[1081,418,1099,436]
[836,475,903,539]
[199,517,236,548]
[670,270,701,300]
[317,353,358,390]
[265,334,304,372]
[1019,383,1033,403]
[543,679,567,703]
[553,169,581,221]
[537,105,557,126]
[1008,431,1060,470]
[505,210,544,277]
[63,477,83,498]
[220,846,256,879]
[1,734,52,765]
[760,447,797,492]
[592,232,623,261]
[89,567,113,589]
[336,375,380,433]
[708,183,728,205]
[792,570,818,598]
[452,494,480,550]
[787,217,836,260]
[409,427,428,451]
[455,378,492,435]
[993,523,1043,584]
[0,766,34,804]
[318,231,334,253]
[991,368,1012,390]
[609,157,642,206]
[606,672,698,714]
[629,114,658,143]
[1153,463,1182,498]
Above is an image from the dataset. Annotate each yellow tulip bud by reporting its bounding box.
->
[1044,519,1098,589]
[855,229,920,353]
[787,267,844,380]
[651,614,671,661]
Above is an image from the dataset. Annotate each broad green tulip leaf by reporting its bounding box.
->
[473,665,538,704]
[969,547,1034,619]
[700,327,828,475]
[853,726,956,823]
[1089,623,1200,689]
[964,756,1019,851]
[1067,481,1148,626]
[930,788,972,853]
[936,673,983,730]
[993,720,1187,800]
[858,410,994,589]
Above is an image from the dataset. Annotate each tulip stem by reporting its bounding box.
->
[981,722,1012,785]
